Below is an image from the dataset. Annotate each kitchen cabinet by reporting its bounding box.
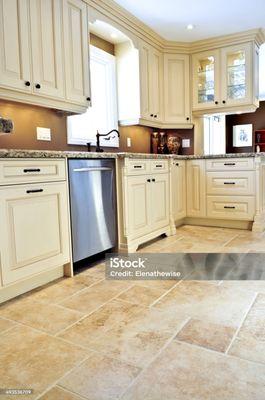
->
[186,159,206,217]
[171,160,187,220]
[192,42,259,114]
[164,54,192,127]
[0,0,90,113]
[139,42,163,123]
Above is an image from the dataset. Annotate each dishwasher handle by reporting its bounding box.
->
[73,167,113,172]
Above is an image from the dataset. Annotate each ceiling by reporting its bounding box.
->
[113,0,265,42]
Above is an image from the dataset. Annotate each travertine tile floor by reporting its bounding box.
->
[1,225,265,399]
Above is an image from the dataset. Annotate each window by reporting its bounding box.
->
[259,43,265,100]
[67,46,119,147]
[204,115,226,155]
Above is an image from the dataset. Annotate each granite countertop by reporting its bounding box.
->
[0,149,264,160]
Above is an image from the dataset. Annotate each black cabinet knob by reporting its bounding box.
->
[150,114,154,117]
[154,115,157,118]
[147,179,151,182]
[215,101,218,105]
[35,83,41,89]
[175,163,179,166]
[186,117,190,121]
[222,100,226,104]
[25,81,31,87]
[152,178,155,182]
[87,97,91,101]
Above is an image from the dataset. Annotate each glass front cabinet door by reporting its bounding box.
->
[192,50,220,110]
[220,43,252,107]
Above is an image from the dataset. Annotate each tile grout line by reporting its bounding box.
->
[225,292,258,355]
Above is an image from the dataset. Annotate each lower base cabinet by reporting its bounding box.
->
[0,181,70,285]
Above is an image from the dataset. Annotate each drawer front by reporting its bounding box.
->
[207,171,255,195]
[207,196,255,221]
[126,160,150,175]
[206,158,254,171]
[150,160,169,173]
[0,159,66,185]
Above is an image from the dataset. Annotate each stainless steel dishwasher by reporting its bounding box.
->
[68,159,117,263]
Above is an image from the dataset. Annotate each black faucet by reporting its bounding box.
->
[95,129,120,152]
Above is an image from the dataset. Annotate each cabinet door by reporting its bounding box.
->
[164,54,191,124]
[0,182,70,285]
[186,160,206,217]
[63,0,90,106]
[0,0,31,92]
[192,50,220,110]
[150,49,163,122]
[150,174,170,230]
[30,0,64,99]
[220,43,252,107]
[126,175,151,239]
[139,43,152,120]
[172,160,186,220]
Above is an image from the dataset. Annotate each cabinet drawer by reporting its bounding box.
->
[206,158,254,171]
[207,171,255,195]
[0,159,66,185]
[207,196,255,221]
[150,160,169,173]
[126,160,150,175]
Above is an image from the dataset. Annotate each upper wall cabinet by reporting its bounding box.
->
[192,42,259,114]
[0,0,91,113]
[163,54,192,128]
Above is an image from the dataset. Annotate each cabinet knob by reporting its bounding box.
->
[87,97,91,101]
[35,83,41,89]
[186,117,190,121]
[25,81,31,87]
[215,101,218,105]
[154,115,157,118]
[150,114,154,117]
[222,100,226,104]
[152,178,155,182]
[147,179,151,182]
[175,163,179,166]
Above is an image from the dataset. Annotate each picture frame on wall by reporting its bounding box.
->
[233,124,253,147]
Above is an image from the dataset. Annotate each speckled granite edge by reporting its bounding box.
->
[0,149,264,160]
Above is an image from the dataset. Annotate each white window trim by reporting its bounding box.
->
[67,45,119,147]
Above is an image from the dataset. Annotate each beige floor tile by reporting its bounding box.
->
[88,307,186,367]
[60,280,133,314]
[117,285,167,306]
[80,263,106,278]
[0,297,84,335]
[59,353,140,400]
[39,386,84,400]
[122,340,265,400]
[176,318,236,353]
[224,234,265,250]
[154,281,255,327]
[24,275,100,304]
[229,294,265,364]
[58,299,141,346]
[221,280,265,294]
[0,317,16,335]
[0,325,89,399]
[135,280,177,290]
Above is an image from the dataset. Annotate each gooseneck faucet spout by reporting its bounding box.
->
[96,129,120,152]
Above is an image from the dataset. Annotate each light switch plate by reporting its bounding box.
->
[182,139,190,148]
[37,127,51,141]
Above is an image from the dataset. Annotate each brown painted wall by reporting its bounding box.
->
[226,101,265,153]
[90,33,115,55]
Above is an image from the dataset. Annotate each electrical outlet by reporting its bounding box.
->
[37,127,51,141]
[127,137,131,147]
[182,139,190,148]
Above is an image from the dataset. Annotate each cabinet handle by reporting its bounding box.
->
[224,206,235,209]
[215,101,218,105]
[25,81,31,87]
[152,178,156,182]
[147,179,151,182]
[133,165,142,169]
[87,97,91,101]
[186,117,190,121]
[154,115,157,118]
[26,189,44,194]
[175,163,179,166]
[156,164,163,168]
[23,168,41,173]
[224,163,235,166]
[35,83,41,89]
[222,100,226,104]
[224,182,236,185]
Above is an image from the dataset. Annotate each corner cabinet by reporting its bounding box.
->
[192,42,259,114]
[0,0,91,113]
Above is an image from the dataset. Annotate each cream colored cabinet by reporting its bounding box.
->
[164,54,191,126]
[139,42,163,123]
[0,0,90,113]
[30,0,64,99]
[192,42,259,114]
[172,160,186,220]
[0,0,31,92]
[0,181,70,285]
[63,0,91,106]
[186,159,206,217]
[151,174,170,230]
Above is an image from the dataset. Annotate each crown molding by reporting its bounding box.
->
[84,0,265,53]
